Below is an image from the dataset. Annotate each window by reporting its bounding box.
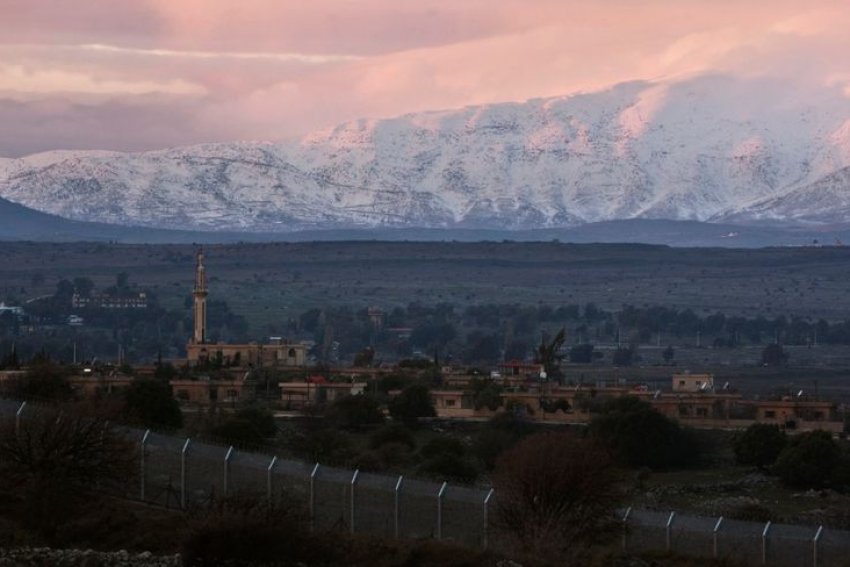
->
[177,389,190,401]
[679,380,686,386]
[288,348,297,358]
[445,399,456,407]
[209,388,218,401]
[696,407,708,417]
[764,410,776,418]
[227,389,239,400]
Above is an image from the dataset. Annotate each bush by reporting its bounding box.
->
[124,379,183,430]
[0,404,136,542]
[589,397,699,469]
[473,413,539,470]
[420,436,465,460]
[326,394,384,431]
[388,384,436,426]
[7,361,72,402]
[182,495,319,566]
[418,453,479,483]
[369,423,416,451]
[733,424,787,469]
[492,432,621,560]
[772,430,847,489]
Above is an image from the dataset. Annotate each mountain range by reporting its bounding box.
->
[2,74,850,241]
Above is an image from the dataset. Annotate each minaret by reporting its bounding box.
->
[192,250,208,344]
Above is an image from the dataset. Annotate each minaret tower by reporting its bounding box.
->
[192,249,208,345]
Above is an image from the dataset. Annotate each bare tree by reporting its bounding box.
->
[0,403,137,541]
[492,431,621,561]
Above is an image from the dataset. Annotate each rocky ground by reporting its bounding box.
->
[0,548,181,566]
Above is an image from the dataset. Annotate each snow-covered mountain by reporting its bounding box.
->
[2,74,850,232]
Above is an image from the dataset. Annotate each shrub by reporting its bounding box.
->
[589,396,699,469]
[124,379,183,431]
[181,495,319,566]
[388,383,436,426]
[492,432,621,560]
[369,423,416,451]
[418,453,479,483]
[733,424,787,469]
[772,430,846,489]
[0,404,136,542]
[326,394,384,431]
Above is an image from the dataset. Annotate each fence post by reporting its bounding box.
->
[665,511,676,552]
[223,446,234,498]
[139,429,150,501]
[15,401,26,436]
[394,475,403,540]
[483,488,494,550]
[309,463,319,532]
[622,507,632,552]
[350,469,360,534]
[813,525,823,567]
[266,456,277,505]
[713,516,723,558]
[180,438,191,510]
[761,521,772,565]
[436,481,448,540]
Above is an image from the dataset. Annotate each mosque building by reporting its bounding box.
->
[185,250,307,367]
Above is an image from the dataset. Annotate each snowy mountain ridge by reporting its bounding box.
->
[2,75,850,232]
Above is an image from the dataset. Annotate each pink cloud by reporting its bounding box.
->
[1,0,849,155]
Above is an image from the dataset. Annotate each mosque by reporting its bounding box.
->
[185,251,307,367]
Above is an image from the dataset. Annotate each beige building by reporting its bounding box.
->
[185,250,307,368]
[672,372,715,392]
[170,378,256,405]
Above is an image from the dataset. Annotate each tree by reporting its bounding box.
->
[761,343,789,366]
[0,404,136,541]
[7,361,73,402]
[662,345,675,364]
[123,379,183,430]
[733,424,787,470]
[589,397,699,469]
[492,432,621,560]
[325,394,384,431]
[568,343,595,363]
[469,377,503,411]
[772,430,848,489]
[388,383,436,426]
[210,407,278,448]
[535,328,565,379]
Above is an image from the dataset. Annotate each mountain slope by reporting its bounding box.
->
[2,75,850,232]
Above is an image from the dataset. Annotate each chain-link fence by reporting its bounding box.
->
[3,399,850,564]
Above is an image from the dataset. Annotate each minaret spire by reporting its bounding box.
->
[192,249,208,344]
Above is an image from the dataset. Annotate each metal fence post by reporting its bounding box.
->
[813,525,823,567]
[761,521,772,565]
[180,438,191,510]
[267,456,277,505]
[223,446,234,498]
[309,463,319,532]
[622,507,632,552]
[139,429,150,501]
[713,516,723,558]
[665,511,676,552]
[15,401,26,436]
[483,488,494,550]
[394,475,403,540]
[436,481,447,540]
[350,469,360,534]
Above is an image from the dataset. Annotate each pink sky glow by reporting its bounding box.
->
[1,0,849,156]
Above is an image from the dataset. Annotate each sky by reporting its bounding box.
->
[1,0,849,157]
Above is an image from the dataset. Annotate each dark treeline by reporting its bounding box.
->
[2,274,849,367]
